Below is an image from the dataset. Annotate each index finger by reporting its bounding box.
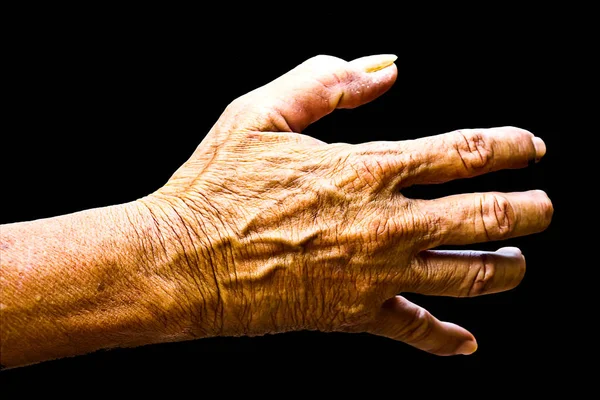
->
[352,127,545,192]
[405,247,526,297]
[398,126,545,188]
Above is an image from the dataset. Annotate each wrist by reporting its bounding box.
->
[130,195,222,338]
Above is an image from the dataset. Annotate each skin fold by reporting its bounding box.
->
[0,54,553,368]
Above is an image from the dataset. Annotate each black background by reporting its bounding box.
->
[2,7,573,389]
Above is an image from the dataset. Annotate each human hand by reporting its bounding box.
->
[140,54,553,355]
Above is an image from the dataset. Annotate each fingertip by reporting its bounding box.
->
[529,189,554,226]
[337,58,398,110]
[438,321,477,356]
[446,322,478,355]
[456,338,478,355]
[533,137,546,162]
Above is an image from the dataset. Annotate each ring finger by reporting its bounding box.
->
[403,247,526,297]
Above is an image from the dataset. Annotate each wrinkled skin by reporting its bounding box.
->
[138,54,553,355]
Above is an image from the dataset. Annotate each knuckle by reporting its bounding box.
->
[303,56,355,92]
[303,56,350,86]
[452,129,494,171]
[467,253,495,296]
[335,158,386,193]
[228,92,253,112]
[410,200,442,245]
[305,54,345,68]
[402,307,434,343]
[340,302,377,328]
[368,216,399,242]
[479,193,515,239]
[221,95,262,130]
[356,159,386,189]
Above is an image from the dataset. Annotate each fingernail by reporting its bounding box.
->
[497,247,525,264]
[533,137,546,163]
[457,339,478,355]
[496,247,522,257]
[350,54,398,73]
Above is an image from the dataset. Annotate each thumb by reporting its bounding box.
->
[367,296,478,356]
[221,54,398,133]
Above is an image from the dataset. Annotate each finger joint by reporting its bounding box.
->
[479,193,514,240]
[467,253,495,296]
[401,307,434,344]
[453,130,494,173]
